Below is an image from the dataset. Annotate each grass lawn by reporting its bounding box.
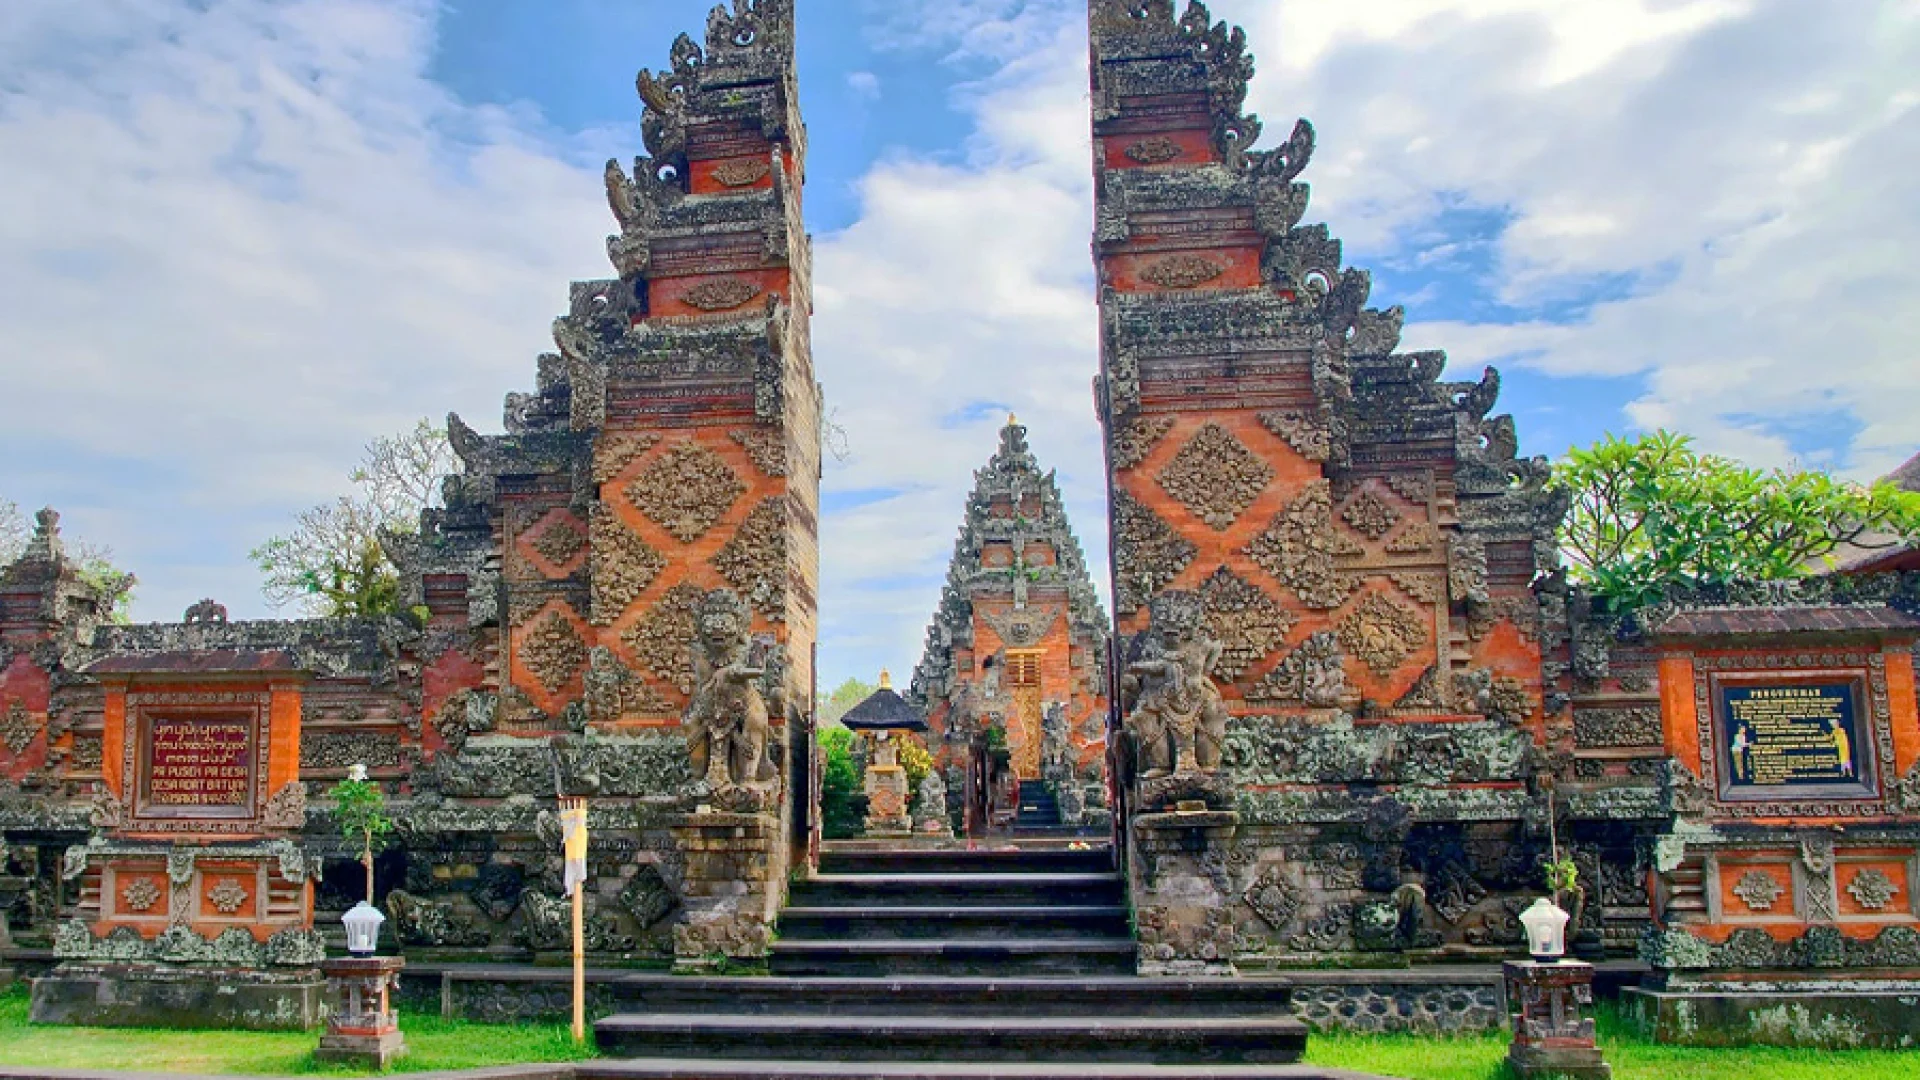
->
[3,986,1917,1078]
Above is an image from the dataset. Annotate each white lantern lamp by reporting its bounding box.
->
[1518,897,1570,961]
[343,900,386,956]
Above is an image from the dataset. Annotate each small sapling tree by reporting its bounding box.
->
[330,764,393,904]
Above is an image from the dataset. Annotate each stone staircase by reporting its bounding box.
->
[1015,780,1063,830]
[590,841,1320,1078]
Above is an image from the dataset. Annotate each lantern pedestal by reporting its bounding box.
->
[317,955,407,1068]
[1502,960,1609,1080]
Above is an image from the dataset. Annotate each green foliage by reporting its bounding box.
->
[985,723,1008,751]
[1543,855,1580,899]
[817,677,876,726]
[899,738,933,791]
[252,419,455,618]
[819,726,864,840]
[1554,432,1920,611]
[328,773,393,903]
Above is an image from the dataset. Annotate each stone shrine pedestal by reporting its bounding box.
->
[1130,804,1239,977]
[669,810,780,973]
[1503,960,1610,1080]
[316,955,407,1068]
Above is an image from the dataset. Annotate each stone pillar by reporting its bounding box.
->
[1131,808,1240,976]
[863,734,911,837]
[669,811,779,973]
[1503,960,1609,1079]
[317,956,407,1069]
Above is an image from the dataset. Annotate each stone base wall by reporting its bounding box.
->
[1624,985,1920,1049]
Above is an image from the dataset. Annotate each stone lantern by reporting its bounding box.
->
[1518,897,1569,961]
[342,900,386,956]
[319,903,407,1067]
[1503,898,1607,1079]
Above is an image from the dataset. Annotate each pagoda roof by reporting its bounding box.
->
[841,686,928,732]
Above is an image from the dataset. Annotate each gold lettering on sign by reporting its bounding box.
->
[144,717,254,809]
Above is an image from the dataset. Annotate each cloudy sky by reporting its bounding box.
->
[1,0,1914,689]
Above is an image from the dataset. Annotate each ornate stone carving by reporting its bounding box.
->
[521,609,588,696]
[711,497,786,619]
[526,513,588,570]
[685,589,778,791]
[121,878,161,913]
[1257,410,1330,462]
[387,889,489,947]
[622,583,706,694]
[1573,707,1662,749]
[683,278,763,312]
[1246,631,1346,707]
[593,433,661,484]
[589,504,668,625]
[1140,254,1226,289]
[300,731,401,770]
[711,157,771,187]
[206,880,250,915]
[585,646,671,721]
[618,865,678,930]
[1447,534,1490,607]
[1245,864,1301,930]
[1110,416,1174,469]
[1121,591,1229,780]
[1112,491,1196,612]
[183,598,229,624]
[1385,522,1439,555]
[1340,487,1401,541]
[1244,480,1349,610]
[728,427,787,477]
[260,782,307,829]
[1846,868,1899,911]
[1157,424,1271,530]
[1197,567,1293,681]
[1337,590,1428,678]
[1123,136,1183,164]
[626,441,745,543]
[0,700,34,754]
[913,770,953,838]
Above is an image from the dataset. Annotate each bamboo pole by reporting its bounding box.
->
[560,795,588,1044]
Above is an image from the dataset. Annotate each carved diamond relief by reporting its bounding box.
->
[1340,487,1401,541]
[1140,254,1226,290]
[1245,865,1301,930]
[621,583,706,695]
[1847,868,1899,911]
[627,441,746,543]
[1112,492,1196,613]
[1386,521,1440,554]
[711,158,771,187]
[712,497,787,618]
[593,433,661,485]
[1243,480,1349,610]
[1157,424,1272,531]
[120,878,162,913]
[1123,136,1183,165]
[1247,631,1346,707]
[1731,869,1785,912]
[1,700,33,753]
[729,428,787,478]
[683,278,763,312]
[1198,567,1295,682]
[1336,591,1428,678]
[527,512,588,572]
[589,505,668,625]
[207,880,250,915]
[1110,417,1174,469]
[1258,410,1330,462]
[521,609,588,696]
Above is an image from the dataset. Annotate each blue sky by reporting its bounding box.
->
[1,0,1915,691]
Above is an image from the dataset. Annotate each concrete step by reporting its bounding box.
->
[581,1063,1365,1080]
[593,1013,1310,1064]
[779,904,1131,941]
[790,872,1125,908]
[578,974,1299,1019]
[768,938,1137,977]
[817,847,1112,876]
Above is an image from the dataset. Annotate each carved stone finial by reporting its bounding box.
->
[183,598,228,625]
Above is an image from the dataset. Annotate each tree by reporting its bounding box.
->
[0,499,137,622]
[251,419,456,618]
[329,765,393,904]
[1553,432,1920,611]
[817,677,876,727]
[818,726,865,840]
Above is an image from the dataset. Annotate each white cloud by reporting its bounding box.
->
[0,0,613,621]
[846,70,881,98]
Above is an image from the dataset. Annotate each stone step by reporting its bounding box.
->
[790,872,1125,908]
[570,974,1299,1019]
[779,904,1132,941]
[593,1013,1309,1065]
[581,1061,1365,1080]
[817,847,1112,876]
[768,938,1137,978]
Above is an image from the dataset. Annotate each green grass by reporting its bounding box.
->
[0,985,597,1075]
[3,986,1917,1078]
[1302,1005,1920,1080]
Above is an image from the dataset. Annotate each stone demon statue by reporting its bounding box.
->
[685,589,778,792]
[1121,590,1228,779]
